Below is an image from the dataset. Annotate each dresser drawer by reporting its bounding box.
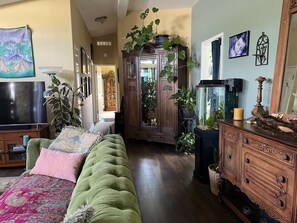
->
[242,132,295,168]
[242,147,295,223]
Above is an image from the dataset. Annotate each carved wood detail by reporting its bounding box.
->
[291,0,297,7]
[128,86,136,91]
[162,85,172,91]
[243,137,294,166]
[223,131,238,141]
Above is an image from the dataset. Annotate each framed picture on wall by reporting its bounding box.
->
[81,47,88,75]
[229,30,250,59]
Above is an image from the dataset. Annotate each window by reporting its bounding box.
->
[97,41,112,46]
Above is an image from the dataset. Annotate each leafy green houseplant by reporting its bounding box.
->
[124,8,197,83]
[177,132,195,154]
[170,87,196,118]
[160,36,197,83]
[142,80,157,119]
[124,7,160,52]
[43,75,84,133]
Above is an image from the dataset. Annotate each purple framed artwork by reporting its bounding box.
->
[229,31,250,59]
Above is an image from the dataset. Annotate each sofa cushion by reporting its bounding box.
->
[48,126,102,154]
[30,148,85,183]
[26,138,54,170]
[89,121,114,135]
[66,134,142,223]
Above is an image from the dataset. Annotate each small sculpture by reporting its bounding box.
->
[252,76,268,117]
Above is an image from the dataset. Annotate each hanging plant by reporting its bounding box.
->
[124,7,160,52]
[160,35,197,83]
[124,7,198,83]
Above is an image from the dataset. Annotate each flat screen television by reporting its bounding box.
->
[0,81,47,129]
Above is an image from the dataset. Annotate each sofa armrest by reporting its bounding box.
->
[26,138,54,171]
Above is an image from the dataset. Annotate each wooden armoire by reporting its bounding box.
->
[103,77,116,111]
[122,44,188,145]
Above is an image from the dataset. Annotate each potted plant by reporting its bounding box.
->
[142,80,157,120]
[177,132,195,155]
[43,75,84,134]
[124,8,198,83]
[124,7,160,52]
[208,146,220,196]
[170,87,196,118]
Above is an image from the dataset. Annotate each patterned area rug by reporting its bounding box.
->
[0,176,18,195]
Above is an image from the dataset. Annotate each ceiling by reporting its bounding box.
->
[74,0,199,37]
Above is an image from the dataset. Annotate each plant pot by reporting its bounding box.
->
[155,35,169,47]
[140,43,155,53]
[181,108,195,119]
[208,164,220,196]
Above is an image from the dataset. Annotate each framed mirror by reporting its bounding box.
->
[271,0,297,119]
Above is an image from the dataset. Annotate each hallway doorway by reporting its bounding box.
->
[95,65,118,120]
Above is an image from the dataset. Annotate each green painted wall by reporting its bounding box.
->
[191,0,283,118]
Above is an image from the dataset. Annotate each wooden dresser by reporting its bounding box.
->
[218,120,297,223]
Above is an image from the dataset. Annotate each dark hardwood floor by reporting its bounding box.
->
[0,167,24,177]
[126,139,242,223]
[0,139,242,223]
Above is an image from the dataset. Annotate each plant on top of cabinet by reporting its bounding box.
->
[160,36,197,83]
[124,8,198,83]
[124,7,160,52]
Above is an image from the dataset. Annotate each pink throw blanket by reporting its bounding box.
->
[0,173,75,222]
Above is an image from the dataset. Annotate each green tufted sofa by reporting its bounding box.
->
[26,134,142,223]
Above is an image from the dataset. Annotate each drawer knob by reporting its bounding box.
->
[243,137,248,144]
[277,176,285,183]
[245,158,250,163]
[227,154,232,159]
[283,154,290,161]
[245,178,249,184]
[277,199,284,207]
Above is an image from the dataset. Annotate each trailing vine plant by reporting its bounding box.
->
[124,7,198,83]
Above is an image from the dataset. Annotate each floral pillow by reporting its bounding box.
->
[48,126,102,154]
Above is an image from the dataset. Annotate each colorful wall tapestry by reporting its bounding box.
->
[0,26,35,78]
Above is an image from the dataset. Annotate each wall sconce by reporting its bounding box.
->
[253,32,269,66]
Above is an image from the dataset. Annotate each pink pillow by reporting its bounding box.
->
[30,148,85,183]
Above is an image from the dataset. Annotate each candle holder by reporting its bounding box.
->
[252,76,268,117]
